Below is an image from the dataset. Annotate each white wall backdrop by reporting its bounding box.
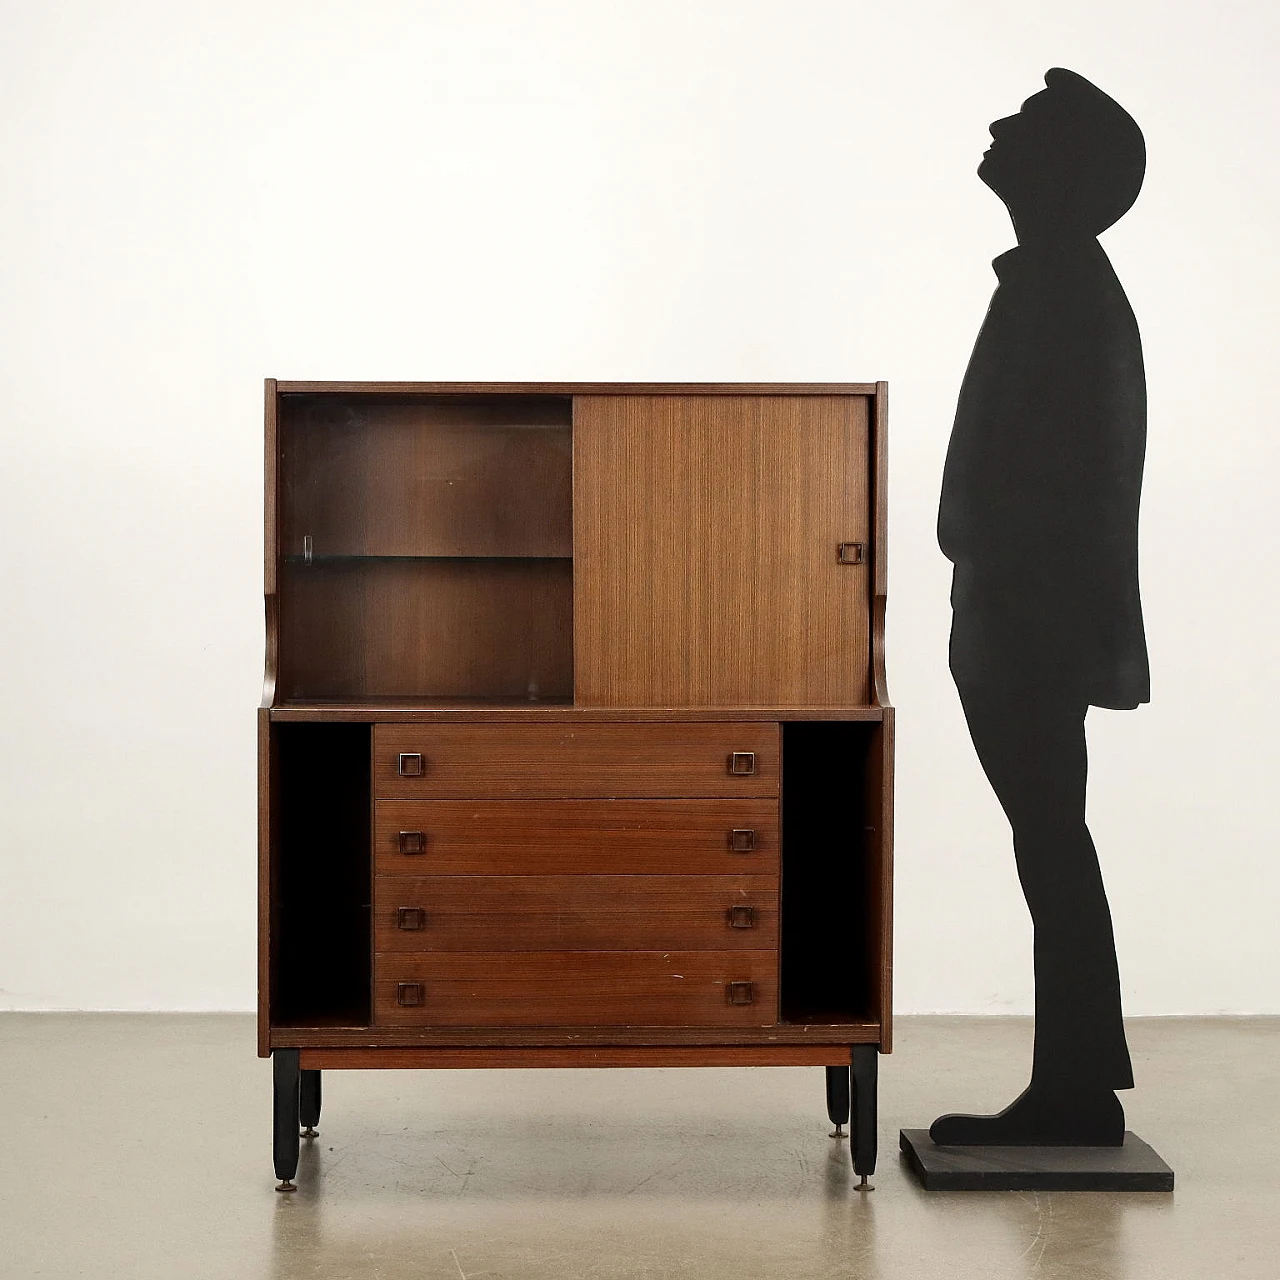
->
[1,0,1276,1013]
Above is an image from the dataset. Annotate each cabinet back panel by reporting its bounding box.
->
[280,395,572,558]
[779,721,875,1023]
[573,394,872,707]
[279,558,573,699]
[272,722,371,1027]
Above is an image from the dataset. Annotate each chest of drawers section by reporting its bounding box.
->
[371,722,781,1029]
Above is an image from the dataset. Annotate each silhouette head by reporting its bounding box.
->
[979,69,1145,244]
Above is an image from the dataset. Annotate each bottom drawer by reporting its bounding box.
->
[375,951,778,1027]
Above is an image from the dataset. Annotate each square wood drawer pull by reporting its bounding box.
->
[397,752,425,777]
[397,830,426,855]
[726,905,757,929]
[728,828,756,852]
[397,907,426,931]
[726,981,755,1005]
[728,752,756,776]
[396,982,424,1007]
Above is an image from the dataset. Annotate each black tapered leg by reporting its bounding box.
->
[826,1065,851,1137]
[851,1044,879,1187]
[299,1069,321,1138]
[273,1049,301,1192]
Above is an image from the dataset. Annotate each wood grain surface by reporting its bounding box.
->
[373,951,778,1026]
[573,394,871,707]
[373,874,779,951]
[374,798,779,875]
[299,1045,853,1069]
[273,1021,883,1048]
[373,723,779,798]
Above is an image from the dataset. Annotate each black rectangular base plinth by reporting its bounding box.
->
[900,1129,1174,1192]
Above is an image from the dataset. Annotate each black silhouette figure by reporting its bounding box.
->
[931,68,1148,1146]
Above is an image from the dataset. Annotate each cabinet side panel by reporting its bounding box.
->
[866,709,895,1051]
[265,379,279,596]
[870,381,891,709]
[260,378,278,1055]
[573,395,871,706]
[257,708,273,1056]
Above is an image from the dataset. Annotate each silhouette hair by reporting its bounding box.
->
[984,68,1146,240]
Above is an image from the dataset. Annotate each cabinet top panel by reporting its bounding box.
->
[273,380,880,397]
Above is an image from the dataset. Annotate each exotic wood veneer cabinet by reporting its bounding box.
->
[260,381,893,1191]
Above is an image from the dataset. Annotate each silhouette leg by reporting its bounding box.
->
[930,681,1129,1145]
[1026,825,1131,1095]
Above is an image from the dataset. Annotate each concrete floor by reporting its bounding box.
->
[1,1016,1274,1280]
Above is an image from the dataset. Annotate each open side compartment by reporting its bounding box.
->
[779,720,878,1025]
[271,722,372,1027]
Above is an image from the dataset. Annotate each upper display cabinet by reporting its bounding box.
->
[264,382,887,711]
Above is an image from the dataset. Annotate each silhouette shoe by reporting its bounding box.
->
[929,1084,1125,1147]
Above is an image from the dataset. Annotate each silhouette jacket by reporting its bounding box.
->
[938,240,1150,709]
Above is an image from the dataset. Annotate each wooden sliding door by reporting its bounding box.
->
[572,395,871,707]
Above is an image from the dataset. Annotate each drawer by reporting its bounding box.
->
[375,799,779,875]
[373,723,779,798]
[374,951,778,1026]
[374,875,779,952]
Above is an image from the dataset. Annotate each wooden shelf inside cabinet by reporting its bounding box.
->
[259,379,893,1190]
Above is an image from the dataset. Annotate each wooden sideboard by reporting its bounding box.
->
[259,381,893,1191]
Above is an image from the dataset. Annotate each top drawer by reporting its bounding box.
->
[374,723,779,798]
